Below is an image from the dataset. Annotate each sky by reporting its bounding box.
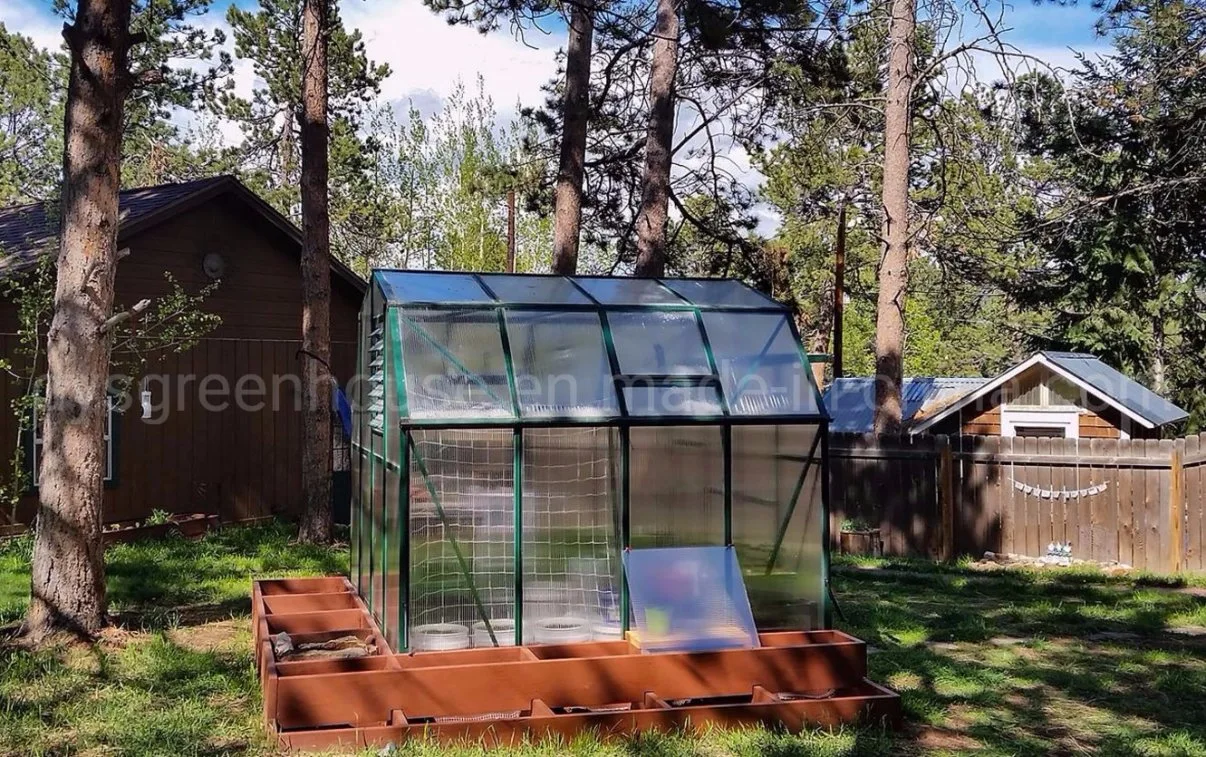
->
[1,0,1117,233]
[2,0,1114,121]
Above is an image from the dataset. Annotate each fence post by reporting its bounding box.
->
[1170,441,1184,574]
[938,434,955,562]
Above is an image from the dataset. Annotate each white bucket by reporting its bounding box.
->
[532,616,592,645]
[411,623,470,651]
[592,621,623,640]
[472,619,516,647]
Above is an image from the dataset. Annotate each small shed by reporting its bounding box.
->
[351,271,830,652]
[824,352,1188,439]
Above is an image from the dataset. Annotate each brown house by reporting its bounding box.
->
[0,176,364,528]
[825,351,1188,440]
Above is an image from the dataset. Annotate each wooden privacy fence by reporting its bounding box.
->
[829,432,1206,573]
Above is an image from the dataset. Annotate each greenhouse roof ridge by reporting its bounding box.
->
[369,269,788,311]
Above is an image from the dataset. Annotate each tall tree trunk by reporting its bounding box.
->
[1151,316,1166,394]
[297,0,333,544]
[551,0,594,275]
[633,0,679,277]
[832,201,847,380]
[23,0,133,642]
[872,0,916,434]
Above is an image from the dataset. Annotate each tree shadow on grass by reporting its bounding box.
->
[836,566,1206,756]
[0,629,264,756]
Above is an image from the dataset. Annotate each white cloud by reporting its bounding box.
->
[342,0,562,121]
[3,0,65,51]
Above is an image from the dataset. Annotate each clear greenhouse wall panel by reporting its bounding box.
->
[628,426,725,548]
[522,427,623,642]
[408,428,515,648]
[731,424,824,630]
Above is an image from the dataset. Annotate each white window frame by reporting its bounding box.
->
[32,397,116,486]
[1000,408,1079,439]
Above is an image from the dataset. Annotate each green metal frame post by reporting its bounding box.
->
[820,422,832,629]
[512,430,523,646]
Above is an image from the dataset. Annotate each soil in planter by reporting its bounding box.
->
[271,632,377,661]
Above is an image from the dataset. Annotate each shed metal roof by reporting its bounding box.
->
[1043,351,1188,427]
[823,377,987,433]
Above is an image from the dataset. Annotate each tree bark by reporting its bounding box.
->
[23,0,134,642]
[833,201,847,380]
[633,0,679,278]
[872,0,916,434]
[297,0,333,544]
[551,0,594,275]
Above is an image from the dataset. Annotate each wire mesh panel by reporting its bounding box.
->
[628,426,725,547]
[398,308,514,420]
[731,424,824,630]
[702,311,820,416]
[504,310,618,418]
[408,429,515,648]
[625,546,760,653]
[522,427,623,642]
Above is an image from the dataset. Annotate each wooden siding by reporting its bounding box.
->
[0,193,362,527]
[831,431,1206,573]
[923,364,1165,439]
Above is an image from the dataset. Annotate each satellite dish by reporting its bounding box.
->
[202,252,226,280]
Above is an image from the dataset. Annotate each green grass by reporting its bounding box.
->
[2,531,1206,755]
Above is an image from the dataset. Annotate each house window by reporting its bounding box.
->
[31,397,117,487]
[1013,425,1068,439]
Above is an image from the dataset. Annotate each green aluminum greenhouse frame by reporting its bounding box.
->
[350,270,831,653]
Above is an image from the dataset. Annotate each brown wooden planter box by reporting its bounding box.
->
[839,529,883,557]
[102,513,218,546]
[252,576,901,751]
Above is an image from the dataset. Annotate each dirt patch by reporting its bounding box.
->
[170,619,243,653]
[913,725,983,751]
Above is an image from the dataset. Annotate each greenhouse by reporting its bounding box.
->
[350,270,830,653]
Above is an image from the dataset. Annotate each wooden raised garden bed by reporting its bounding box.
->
[253,576,901,752]
[102,513,217,545]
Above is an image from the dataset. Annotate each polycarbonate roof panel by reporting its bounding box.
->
[572,277,685,306]
[397,307,514,420]
[703,311,822,416]
[480,274,591,305]
[661,279,781,309]
[504,309,618,418]
[377,271,493,304]
[607,310,711,375]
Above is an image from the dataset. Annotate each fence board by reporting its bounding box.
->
[829,430,1205,573]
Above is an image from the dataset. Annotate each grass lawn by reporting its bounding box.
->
[2,527,1206,756]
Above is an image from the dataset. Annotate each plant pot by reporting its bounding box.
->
[839,528,883,557]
